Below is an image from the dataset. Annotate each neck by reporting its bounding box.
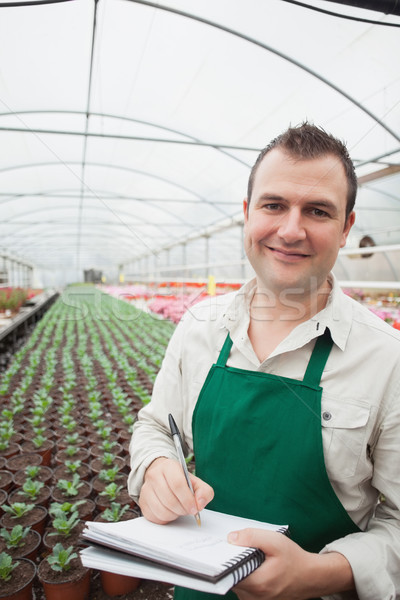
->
[250,277,332,325]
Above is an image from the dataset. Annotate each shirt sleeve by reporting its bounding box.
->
[321,377,400,600]
[127,317,189,502]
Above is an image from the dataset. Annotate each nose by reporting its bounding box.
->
[277,208,306,244]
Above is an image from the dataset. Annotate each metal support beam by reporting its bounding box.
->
[321,0,400,16]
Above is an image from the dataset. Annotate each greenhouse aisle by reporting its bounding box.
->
[0,286,175,600]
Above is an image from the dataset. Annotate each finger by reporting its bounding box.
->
[141,459,199,521]
[190,474,215,510]
[145,470,192,518]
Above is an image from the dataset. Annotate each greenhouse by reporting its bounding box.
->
[0,1,400,599]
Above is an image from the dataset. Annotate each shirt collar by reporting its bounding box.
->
[310,273,353,352]
[222,274,353,353]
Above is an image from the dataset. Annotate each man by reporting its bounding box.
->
[128,123,400,600]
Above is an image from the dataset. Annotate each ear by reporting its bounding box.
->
[340,211,355,248]
[243,198,249,224]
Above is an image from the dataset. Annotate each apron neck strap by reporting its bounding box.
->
[303,328,333,387]
[216,333,234,366]
[217,328,333,387]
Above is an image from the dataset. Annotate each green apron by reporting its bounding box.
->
[175,328,360,600]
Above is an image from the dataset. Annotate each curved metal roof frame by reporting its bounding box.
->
[0,0,399,286]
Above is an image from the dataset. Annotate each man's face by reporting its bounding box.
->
[243,148,355,298]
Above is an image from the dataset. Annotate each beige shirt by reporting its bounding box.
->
[128,276,400,600]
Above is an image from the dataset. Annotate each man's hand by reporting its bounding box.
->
[139,457,214,524]
[227,528,355,600]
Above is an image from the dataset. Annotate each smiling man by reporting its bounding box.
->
[128,123,400,600]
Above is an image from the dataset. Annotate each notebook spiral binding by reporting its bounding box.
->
[276,525,288,534]
[222,548,265,586]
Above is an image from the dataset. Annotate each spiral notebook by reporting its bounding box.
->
[80,509,288,594]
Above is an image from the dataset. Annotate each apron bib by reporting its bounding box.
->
[175,329,360,600]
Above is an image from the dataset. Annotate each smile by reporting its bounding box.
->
[268,246,310,261]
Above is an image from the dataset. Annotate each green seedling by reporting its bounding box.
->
[46,543,77,572]
[100,452,116,466]
[64,460,82,473]
[49,512,80,536]
[101,439,117,452]
[63,445,79,457]
[98,467,121,483]
[56,473,84,497]
[2,503,36,519]
[24,465,40,478]
[100,483,123,501]
[21,478,44,499]
[0,525,30,549]
[64,433,80,446]
[49,500,85,518]
[31,434,46,449]
[101,502,130,522]
[0,552,18,581]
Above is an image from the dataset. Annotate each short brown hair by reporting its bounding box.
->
[247,122,357,219]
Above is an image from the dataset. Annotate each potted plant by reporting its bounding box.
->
[13,464,52,488]
[20,434,54,467]
[0,470,13,494]
[1,502,48,537]
[8,478,51,507]
[0,551,36,600]
[0,525,41,562]
[5,453,42,474]
[38,543,90,600]
[51,474,91,503]
[95,483,136,512]
[89,452,125,475]
[48,499,95,522]
[43,510,84,551]
[53,459,91,481]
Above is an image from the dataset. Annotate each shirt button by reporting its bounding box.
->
[322,411,332,421]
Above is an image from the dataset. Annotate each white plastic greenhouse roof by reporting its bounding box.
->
[0,0,400,287]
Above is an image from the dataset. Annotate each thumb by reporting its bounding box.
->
[228,528,282,553]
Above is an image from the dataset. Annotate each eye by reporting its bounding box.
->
[262,203,282,211]
[311,207,329,218]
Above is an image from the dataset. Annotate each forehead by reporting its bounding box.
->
[251,148,348,202]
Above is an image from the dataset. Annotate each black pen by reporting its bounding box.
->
[168,413,201,527]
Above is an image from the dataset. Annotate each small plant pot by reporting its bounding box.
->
[5,452,42,473]
[51,480,92,504]
[8,484,52,508]
[0,470,14,493]
[38,556,91,600]
[0,504,48,537]
[42,521,86,551]
[100,569,141,596]
[0,528,41,562]
[89,456,125,475]
[13,465,53,488]
[54,448,90,465]
[89,442,123,459]
[19,440,54,467]
[0,443,21,460]
[0,557,36,600]
[52,463,91,482]
[90,473,127,494]
[88,432,118,445]
[0,488,7,515]
[94,489,136,513]
[56,437,87,451]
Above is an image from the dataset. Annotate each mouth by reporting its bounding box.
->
[267,246,310,261]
